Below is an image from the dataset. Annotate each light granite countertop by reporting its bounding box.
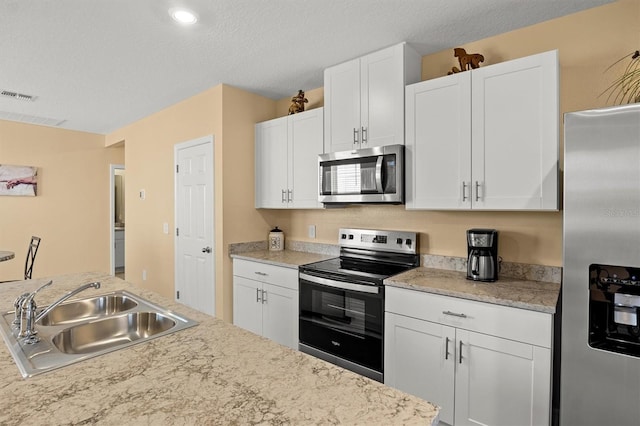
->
[0,272,439,425]
[231,249,334,268]
[231,248,560,313]
[385,267,560,314]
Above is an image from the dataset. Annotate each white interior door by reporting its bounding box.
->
[175,136,215,316]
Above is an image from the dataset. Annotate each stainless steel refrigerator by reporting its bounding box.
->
[562,104,640,425]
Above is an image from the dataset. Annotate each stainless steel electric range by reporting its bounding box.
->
[298,228,419,382]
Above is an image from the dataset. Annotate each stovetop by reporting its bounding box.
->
[299,228,419,286]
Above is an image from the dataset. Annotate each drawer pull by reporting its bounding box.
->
[443,310,467,318]
[254,271,268,276]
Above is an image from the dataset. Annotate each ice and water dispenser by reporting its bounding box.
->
[589,264,640,357]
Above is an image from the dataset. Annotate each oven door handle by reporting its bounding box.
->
[299,273,380,294]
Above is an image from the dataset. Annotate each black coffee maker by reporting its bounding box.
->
[466,229,499,282]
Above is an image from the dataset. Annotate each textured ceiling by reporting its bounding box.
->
[0,0,614,135]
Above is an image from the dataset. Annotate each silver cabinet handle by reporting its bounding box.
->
[287,189,293,203]
[459,341,463,364]
[254,271,268,276]
[256,287,261,303]
[361,126,367,144]
[353,127,359,144]
[201,247,212,253]
[443,310,467,318]
[261,289,267,304]
[475,181,481,202]
[445,337,450,360]
[281,189,286,203]
[462,182,468,202]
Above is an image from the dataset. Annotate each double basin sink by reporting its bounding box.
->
[0,290,197,377]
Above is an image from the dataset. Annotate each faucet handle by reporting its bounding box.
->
[13,292,31,326]
[22,280,53,307]
[30,280,53,297]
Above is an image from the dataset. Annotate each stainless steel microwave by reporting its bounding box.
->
[318,144,404,205]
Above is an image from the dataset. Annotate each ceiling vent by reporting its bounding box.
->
[0,110,66,127]
[1,90,37,102]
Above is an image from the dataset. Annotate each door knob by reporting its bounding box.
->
[202,247,212,253]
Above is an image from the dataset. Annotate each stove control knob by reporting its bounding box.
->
[349,234,354,240]
[341,234,347,239]
[405,238,412,246]
[396,238,403,244]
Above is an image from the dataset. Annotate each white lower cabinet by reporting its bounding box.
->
[385,286,552,426]
[232,259,298,350]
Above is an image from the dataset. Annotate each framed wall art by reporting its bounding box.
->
[0,164,38,196]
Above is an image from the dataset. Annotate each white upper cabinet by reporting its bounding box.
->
[255,107,324,209]
[406,50,559,210]
[324,43,421,153]
[405,71,472,209]
[255,116,289,209]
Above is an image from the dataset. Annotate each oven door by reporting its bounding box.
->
[298,272,384,380]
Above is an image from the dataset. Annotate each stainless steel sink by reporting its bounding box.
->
[39,293,138,326]
[52,312,176,354]
[0,290,197,377]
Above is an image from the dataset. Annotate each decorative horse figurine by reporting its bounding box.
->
[288,90,308,115]
[448,48,485,75]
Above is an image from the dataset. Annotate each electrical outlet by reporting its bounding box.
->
[163,222,169,234]
[308,225,316,239]
[142,269,147,281]
[139,189,146,200]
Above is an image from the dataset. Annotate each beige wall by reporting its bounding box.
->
[219,85,283,319]
[0,120,123,280]
[273,0,639,268]
[106,84,277,321]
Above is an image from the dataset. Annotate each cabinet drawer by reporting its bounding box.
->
[233,259,298,290]
[386,286,552,348]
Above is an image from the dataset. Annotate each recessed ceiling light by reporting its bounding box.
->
[169,8,198,25]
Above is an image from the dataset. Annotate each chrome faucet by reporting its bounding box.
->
[18,280,101,344]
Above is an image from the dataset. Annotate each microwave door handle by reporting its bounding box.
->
[375,156,384,191]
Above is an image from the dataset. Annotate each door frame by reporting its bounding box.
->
[173,135,215,314]
[109,163,125,276]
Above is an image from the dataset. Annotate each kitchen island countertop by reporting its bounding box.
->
[385,267,560,314]
[0,272,439,425]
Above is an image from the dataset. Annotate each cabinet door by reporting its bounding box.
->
[324,58,361,153]
[455,330,551,426]
[255,116,289,208]
[361,43,406,149]
[288,108,323,209]
[405,73,472,209]
[471,50,558,210]
[261,282,298,350]
[232,276,263,336]
[385,312,456,425]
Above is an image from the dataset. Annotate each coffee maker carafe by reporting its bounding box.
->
[467,229,498,282]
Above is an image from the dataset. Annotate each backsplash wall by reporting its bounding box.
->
[286,205,562,267]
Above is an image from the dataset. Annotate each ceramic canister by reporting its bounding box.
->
[268,226,284,251]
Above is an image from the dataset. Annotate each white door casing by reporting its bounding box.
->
[109,163,125,276]
[174,136,215,316]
